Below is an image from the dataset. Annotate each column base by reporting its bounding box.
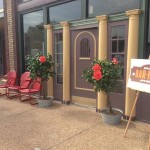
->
[96,109,101,113]
[62,100,70,105]
[123,115,136,121]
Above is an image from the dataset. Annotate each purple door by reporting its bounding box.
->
[71,28,97,106]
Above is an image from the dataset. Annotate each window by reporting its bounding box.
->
[80,38,90,58]
[110,25,126,93]
[23,10,44,57]
[88,0,140,18]
[49,0,81,24]
[18,0,31,4]
[0,0,3,9]
[54,33,63,84]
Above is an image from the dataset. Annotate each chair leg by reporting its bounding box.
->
[0,88,7,96]
[20,93,38,105]
[7,89,20,98]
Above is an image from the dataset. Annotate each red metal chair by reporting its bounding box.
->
[19,80,42,105]
[7,72,31,98]
[0,70,17,96]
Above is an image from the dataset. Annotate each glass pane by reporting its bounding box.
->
[23,10,44,57]
[88,0,140,17]
[112,41,117,52]
[59,33,63,41]
[18,0,31,4]
[57,64,63,74]
[55,44,63,53]
[49,0,81,24]
[56,54,63,63]
[118,40,125,52]
[57,75,63,84]
[112,54,124,79]
[111,27,118,39]
[118,26,125,39]
[112,81,123,93]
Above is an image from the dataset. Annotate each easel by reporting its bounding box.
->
[124,91,140,137]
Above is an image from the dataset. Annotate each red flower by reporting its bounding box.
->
[39,56,46,63]
[93,71,102,80]
[112,58,118,64]
[92,64,102,71]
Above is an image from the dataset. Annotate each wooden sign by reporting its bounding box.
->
[127,59,150,93]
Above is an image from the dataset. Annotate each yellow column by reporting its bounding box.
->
[96,15,108,111]
[44,24,53,97]
[60,21,70,104]
[125,9,141,119]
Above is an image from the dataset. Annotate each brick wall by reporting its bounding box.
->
[4,0,17,72]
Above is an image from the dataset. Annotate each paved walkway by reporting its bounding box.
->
[0,95,149,150]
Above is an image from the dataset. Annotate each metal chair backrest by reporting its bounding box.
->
[6,70,17,86]
[31,80,42,91]
[20,72,31,88]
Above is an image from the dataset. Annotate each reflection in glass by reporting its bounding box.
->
[112,41,117,52]
[49,0,81,24]
[88,0,140,17]
[23,10,44,57]
[111,27,118,39]
[118,40,125,52]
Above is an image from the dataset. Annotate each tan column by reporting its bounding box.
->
[96,15,108,111]
[44,24,53,97]
[125,9,141,118]
[60,21,70,104]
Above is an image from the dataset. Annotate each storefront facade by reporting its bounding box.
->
[3,0,150,123]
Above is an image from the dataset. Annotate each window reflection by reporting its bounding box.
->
[18,0,31,4]
[49,0,81,24]
[88,0,140,17]
[23,10,44,57]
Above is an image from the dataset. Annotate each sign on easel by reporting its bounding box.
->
[124,59,150,149]
[127,59,150,92]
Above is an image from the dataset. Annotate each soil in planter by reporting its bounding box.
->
[102,109,122,116]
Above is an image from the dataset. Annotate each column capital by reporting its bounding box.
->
[44,24,52,30]
[126,9,141,16]
[60,21,70,27]
[96,15,108,22]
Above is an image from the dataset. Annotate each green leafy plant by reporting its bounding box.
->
[82,58,122,113]
[26,53,55,99]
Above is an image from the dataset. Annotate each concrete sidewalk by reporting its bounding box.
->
[0,96,149,150]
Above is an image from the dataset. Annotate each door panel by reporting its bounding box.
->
[71,28,97,106]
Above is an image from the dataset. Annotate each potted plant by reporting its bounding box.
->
[82,58,123,125]
[26,53,55,107]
